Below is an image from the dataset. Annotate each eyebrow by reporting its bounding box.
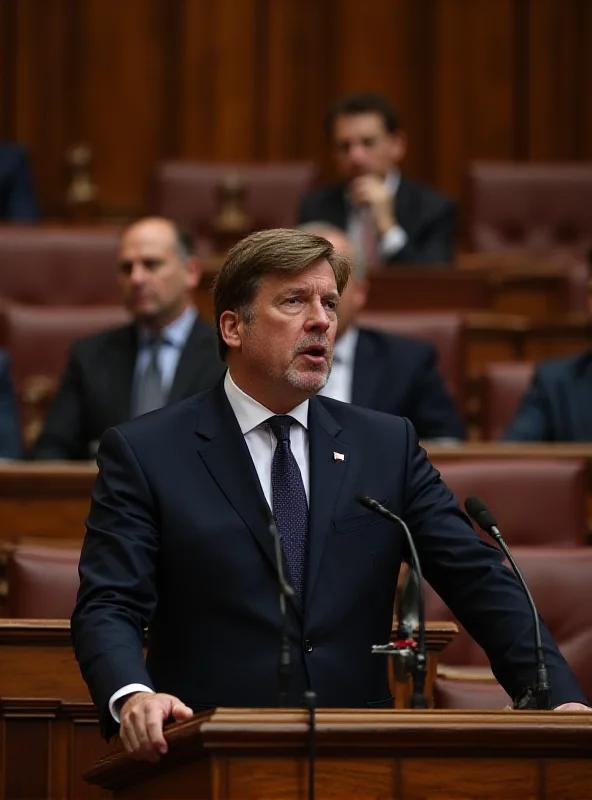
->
[276,287,340,303]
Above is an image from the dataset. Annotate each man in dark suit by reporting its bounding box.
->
[298,93,455,265]
[0,142,38,221]
[31,217,224,460]
[303,224,464,440]
[72,228,587,762]
[0,350,23,459]
[503,351,592,442]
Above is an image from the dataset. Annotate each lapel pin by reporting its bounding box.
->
[333,452,345,462]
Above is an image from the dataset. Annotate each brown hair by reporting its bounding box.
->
[212,227,351,358]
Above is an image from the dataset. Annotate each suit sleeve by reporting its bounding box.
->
[502,369,552,442]
[30,348,88,459]
[71,426,159,738]
[388,201,456,264]
[406,344,465,441]
[401,420,587,706]
[0,354,23,459]
[5,147,38,222]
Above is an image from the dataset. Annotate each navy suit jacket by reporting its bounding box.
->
[298,177,456,264]
[0,143,38,221]
[504,352,592,442]
[0,350,22,459]
[31,317,225,460]
[352,328,465,440]
[72,380,585,738]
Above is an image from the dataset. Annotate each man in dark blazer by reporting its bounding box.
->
[31,217,224,460]
[298,93,455,265]
[0,350,23,459]
[305,224,464,440]
[0,142,38,221]
[503,351,592,442]
[72,229,587,762]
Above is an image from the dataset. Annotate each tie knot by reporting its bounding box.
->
[267,415,293,442]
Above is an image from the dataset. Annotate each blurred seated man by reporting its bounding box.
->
[503,351,592,442]
[303,223,465,441]
[0,350,23,458]
[31,217,225,460]
[0,142,38,221]
[298,92,456,267]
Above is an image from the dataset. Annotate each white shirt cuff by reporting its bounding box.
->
[109,683,155,723]
[380,225,408,257]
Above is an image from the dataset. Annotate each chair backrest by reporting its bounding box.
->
[425,547,592,703]
[7,543,81,618]
[154,161,317,235]
[433,458,588,546]
[355,310,466,411]
[0,302,130,391]
[467,162,592,259]
[481,361,535,440]
[0,225,121,305]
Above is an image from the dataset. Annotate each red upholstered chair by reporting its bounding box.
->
[154,161,317,238]
[6,543,81,618]
[481,361,535,440]
[0,302,130,446]
[467,162,592,259]
[432,458,588,546]
[425,548,592,707]
[0,225,121,305]
[355,310,465,412]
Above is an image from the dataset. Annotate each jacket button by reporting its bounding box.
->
[303,640,314,653]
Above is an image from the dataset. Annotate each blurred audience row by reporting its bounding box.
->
[0,213,588,460]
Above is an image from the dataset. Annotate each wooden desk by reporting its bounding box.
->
[0,620,457,799]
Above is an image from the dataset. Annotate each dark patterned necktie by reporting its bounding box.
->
[267,415,309,599]
[134,335,166,417]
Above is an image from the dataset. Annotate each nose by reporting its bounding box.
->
[304,298,331,333]
[348,143,367,167]
[129,262,147,285]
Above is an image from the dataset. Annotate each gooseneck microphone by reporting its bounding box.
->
[357,495,428,709]
[464,495,551,710]
[264,506,295,708]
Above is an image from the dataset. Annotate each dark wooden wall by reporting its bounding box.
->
[1,0,591,220]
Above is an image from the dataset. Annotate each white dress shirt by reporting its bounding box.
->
[347,170,408,262]
[109,369,311,721]
[318,327,359,404]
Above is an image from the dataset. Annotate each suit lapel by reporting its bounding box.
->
[106,326,137,421]
[394,177,414,235]
[305,397,350,609]
[194,381,301,612]
[168,317,218,403]
[350,330,383,409]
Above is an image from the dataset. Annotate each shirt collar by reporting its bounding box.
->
[332,326,359,367]
[385,169,401,195]
[137,305,197,348]
[224,370,309,435]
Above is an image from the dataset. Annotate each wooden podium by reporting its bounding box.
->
[85,707,592,799]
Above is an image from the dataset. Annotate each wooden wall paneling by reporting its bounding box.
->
[263,0,336,165]
[333,0,435,186]
[432,0,519,204]
[75,0,170,217]
[6,0,77,217]
[2,715,51,798]
[178,0,260,161]
[526,0,592,161]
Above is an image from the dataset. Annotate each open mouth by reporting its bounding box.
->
[298,345,327,365]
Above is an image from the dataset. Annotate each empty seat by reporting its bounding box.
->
[0,224,121,305]
[425,547,592,706]
[7,543,81,618]
[356,310,466,411]
[154,160,317,239]
[433,458,587,546]
[481,361,535,440]
[467,162,592,259]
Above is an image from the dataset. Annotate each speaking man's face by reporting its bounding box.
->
[228,259,340,410]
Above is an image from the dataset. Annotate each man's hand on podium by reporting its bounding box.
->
[554,703,590,712]
[120,692,194,762]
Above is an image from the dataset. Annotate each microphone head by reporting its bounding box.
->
[356,494,374,511]
[464,495,498,533]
